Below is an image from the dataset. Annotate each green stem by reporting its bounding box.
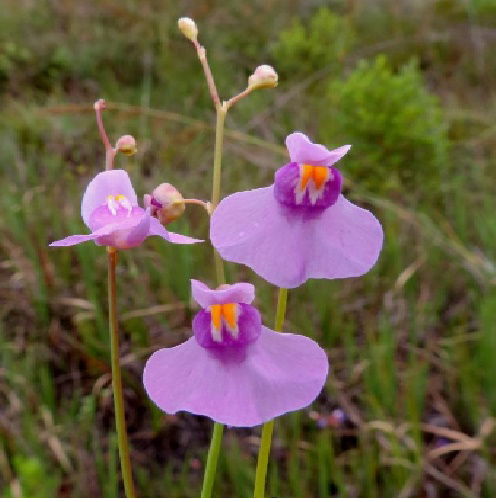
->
[211,103,227,285]
[201,422,225,497]
[107,248,136,498]
[211,103,227,208]
[274,288,288,333]
[201,103,228,498]
[253,288,288,498]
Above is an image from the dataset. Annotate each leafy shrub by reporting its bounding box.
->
[271,7,355,78]
[321,55,449,197]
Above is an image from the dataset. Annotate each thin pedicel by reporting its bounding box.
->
[176,17,279,498]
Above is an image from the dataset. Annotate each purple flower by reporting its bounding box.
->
[210,132,383,288]
[50,170,201,249]
[143,279,328,427]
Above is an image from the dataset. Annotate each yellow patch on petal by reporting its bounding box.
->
[210,304,222,331]
[296,164,332,204]
[299,165,315,191]
[312,166,329,190]
[300,165,330,190]
[209,303,239,341]
[106,194,133,216]
[221,303,237,330]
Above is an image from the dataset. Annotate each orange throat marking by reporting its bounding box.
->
[299,165,329,190]
[296,164,331,204]
[210,303,239,341]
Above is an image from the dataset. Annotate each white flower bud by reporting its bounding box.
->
[94,98,106,111]
[248,65,278,90]
[115,135,137,156]
[178,17,198,42]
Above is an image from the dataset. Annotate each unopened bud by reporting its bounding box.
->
[178,17,198,42]
[94,98,106,111]
[115,135,137,156]
[248,65,278,90]
[144,183,185,225]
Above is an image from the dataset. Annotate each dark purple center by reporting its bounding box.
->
[192,303,261,358]
[273,162,342,215]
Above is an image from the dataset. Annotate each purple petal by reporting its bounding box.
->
[210,188,383,288]
[89,205,145,232]
[285,132,351,166]
[92,208,150,248]
[305,195,383,280]
[49,234,100,247]
[117,208,151,248]
[81,170,138,227]
[143,327,328,427]
[51,209,149,249]
[210,186,310,288]
[191,279,255,308]
[148,217,202,244]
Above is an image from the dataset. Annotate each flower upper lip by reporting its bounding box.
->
[285,131,351,166]
[191,279,255,308]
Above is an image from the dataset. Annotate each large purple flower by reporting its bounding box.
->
[210,132,383,288]
[50,170,201,249]
[143,280,328,427]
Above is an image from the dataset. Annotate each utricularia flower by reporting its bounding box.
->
[143,280,328,427]
[50,170,201,249]
[210,132,383,288]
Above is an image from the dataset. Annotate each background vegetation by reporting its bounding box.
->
[1,0,496,496]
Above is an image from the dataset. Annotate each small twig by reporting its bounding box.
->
[225,87,254,110]
[94,99,116,170]
[192,40,221,109]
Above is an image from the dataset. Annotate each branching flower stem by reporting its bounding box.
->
[190,32,270,498]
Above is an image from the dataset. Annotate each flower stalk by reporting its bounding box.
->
[201,93,227,501]
[182,18,230,497]
[180,18,279,497]
[94,99,116,170]
[211,103,227,285]
[200,421,224,498]
[97,102,136,497]
[107,247,136,497]
[254,287,288,498]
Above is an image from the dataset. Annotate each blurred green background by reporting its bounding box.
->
[1,0,496,497]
